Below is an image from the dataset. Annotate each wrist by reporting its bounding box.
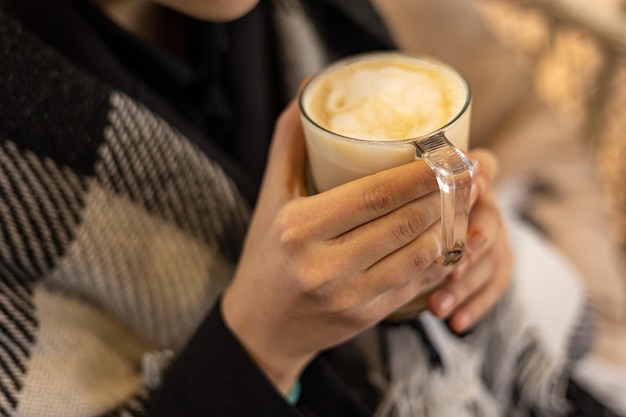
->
[221,288,312,395]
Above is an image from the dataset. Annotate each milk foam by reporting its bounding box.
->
[307,60,464,140]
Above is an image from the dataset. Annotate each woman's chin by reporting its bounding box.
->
[157,0,259,22]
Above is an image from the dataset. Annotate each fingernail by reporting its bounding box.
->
[431,289,456,316]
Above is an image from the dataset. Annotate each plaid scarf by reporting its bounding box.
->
[0,8,249,416]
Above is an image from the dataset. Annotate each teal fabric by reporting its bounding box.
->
[287,380,302,406]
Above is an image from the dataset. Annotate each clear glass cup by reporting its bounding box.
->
[299,52,475,318]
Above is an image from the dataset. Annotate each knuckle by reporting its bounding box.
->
[392,211,427,243]
[292,268,331,298]
[410,247,436,272]
[275,206,305,251]
[363,185,394,216]
[414,164,439,192]
[299,280,328,299]
[293,260,343,299]
[327,292,357,315]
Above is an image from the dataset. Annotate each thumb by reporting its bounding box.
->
[261,97,309,202]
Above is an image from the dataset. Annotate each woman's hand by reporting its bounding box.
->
[222,98,450,394]
[427,149,514,333]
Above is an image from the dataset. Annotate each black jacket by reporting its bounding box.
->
[0,0,393,415]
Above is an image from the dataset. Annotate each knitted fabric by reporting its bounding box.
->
[0,8,249,416]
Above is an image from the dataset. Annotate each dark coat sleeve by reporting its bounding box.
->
[146,298,371,417]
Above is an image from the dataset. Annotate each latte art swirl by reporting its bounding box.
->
[307,60,464,140]
[299,53,471,193]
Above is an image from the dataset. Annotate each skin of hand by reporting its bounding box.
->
[427,149,514,333]
[91,0,512,396]
[221,95,508,395]
[223,97,451,394]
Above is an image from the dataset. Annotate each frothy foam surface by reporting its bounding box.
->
[306,59,465,140]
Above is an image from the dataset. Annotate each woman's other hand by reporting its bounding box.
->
[428,149,514,333]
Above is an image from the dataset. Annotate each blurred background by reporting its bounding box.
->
[477,0,626,276]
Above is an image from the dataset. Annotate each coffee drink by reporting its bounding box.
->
[300,52,471,193]
[305,59,465,141]
[299,52,474,319]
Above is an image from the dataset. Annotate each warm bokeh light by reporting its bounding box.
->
[479,0,626,269]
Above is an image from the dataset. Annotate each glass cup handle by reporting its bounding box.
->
[413,132,474,266]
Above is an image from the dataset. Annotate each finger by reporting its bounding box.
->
[428,248,495,318]
[262,193,440,308]
[300,160,439,240]
[355,261,450,324]
[324,191,440,271]
[358,219,448,297]
[261,100,309,200]
[450,190,502,281]
[446,245,513,333]
[428,194,503,318]
[468,149,499,186]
